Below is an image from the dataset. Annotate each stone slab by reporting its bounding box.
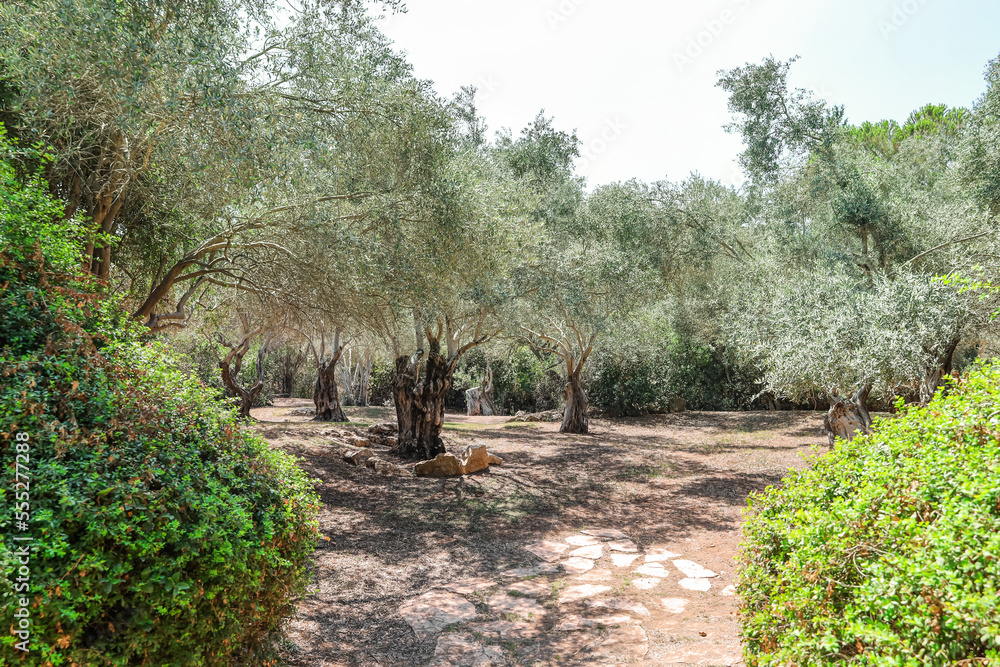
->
[399,590,478,639]
[630,577,661,590]
[678,577,712,592]
[610,553,641,568]
[525,540,570,562]
[569,544,603,559]
[672,559,718,578]
[661,597,690,614]
[560,556,595,575]
[559,584,612,604]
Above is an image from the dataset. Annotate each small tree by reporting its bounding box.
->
[217,328,275,420]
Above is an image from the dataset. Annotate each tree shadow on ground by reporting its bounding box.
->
[264,409,825,666]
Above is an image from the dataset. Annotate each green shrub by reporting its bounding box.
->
[738,363,1000,666]
[449,346,562,415]
[0,127,320,665]
[588,337,762,415]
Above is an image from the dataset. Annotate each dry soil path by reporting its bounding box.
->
[253,405,826,666]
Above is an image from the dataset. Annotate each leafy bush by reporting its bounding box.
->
[738,363,1000,666]
[0,128,320,665]
[588,334,762,415]
[449,346,562,415]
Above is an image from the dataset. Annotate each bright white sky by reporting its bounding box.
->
[375,0,1000,189]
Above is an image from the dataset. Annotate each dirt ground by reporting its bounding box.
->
[253,399,827,667]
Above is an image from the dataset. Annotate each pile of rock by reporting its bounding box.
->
[321,424,411,477]
[507,410,563,423]
[321,423,503,479]
[413,445,503,478]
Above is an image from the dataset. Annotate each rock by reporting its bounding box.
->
[678,577,712,591]
[610,553,641,567]
[398,590,478,639]
[486,453,503,466]
[661,597,689,613]
[643,547,681,562]
[488,592,547,620]
[587,598,650,616]
[555,614,634,631]
[343,448,373,466]
[345,435,371,448]
[560,556,595,575]
[569,544,603,559]
[414,453,464,478]
[385,435,399,448]
[633,563,669,578]
[630,577,661,590]
[581,528,629,540]
[438,577,496,595]
[506,410,528,423]
[427,633,507,667]
[592,624,648,659]
[507,579,550,597]
[500,563,560,578]
[365,458,409,476]
[320,427,347,437]
[575,569,613,582]
[672,559,718,578]
[558,584,612,604]
[607,539,638,553]
[565,534,603,547]
[467,620,541,640]
[721,584,736,596]
[524,540,570,562]
[368,422,397,436]
[289,407,316,416]
[668,395,687,413]
[414,446,502,478]
[459,445,491,474]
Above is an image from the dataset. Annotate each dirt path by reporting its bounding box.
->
[253,406,826,666]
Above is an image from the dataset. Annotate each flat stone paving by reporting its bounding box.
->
[398,528,742,666]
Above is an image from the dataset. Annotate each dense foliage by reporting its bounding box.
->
[0,131,320,665]
[738,363,1000,666]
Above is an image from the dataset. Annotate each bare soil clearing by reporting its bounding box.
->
[252,400,826,666]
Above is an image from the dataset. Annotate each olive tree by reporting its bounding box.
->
[369,143,539,459]
[718,56,999,436]
[1,0,443,333]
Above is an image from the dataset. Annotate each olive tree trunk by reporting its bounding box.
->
[560,370,589,434]
[313,348,348,422]
[219,332,271,420]
[919,336,960,405]
[823,384,873,447]
[394,350,452,460]
[465,367,496,416]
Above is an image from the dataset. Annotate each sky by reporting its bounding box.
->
[374,0,1000,189]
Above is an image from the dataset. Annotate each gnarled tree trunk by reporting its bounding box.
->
[313,349,348,422]
[823,384,873,447]
[920,336,960,405]
[394,350,452,460]
[465,367,496,416]
[219,332,271,420]
[561,371,589,434]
